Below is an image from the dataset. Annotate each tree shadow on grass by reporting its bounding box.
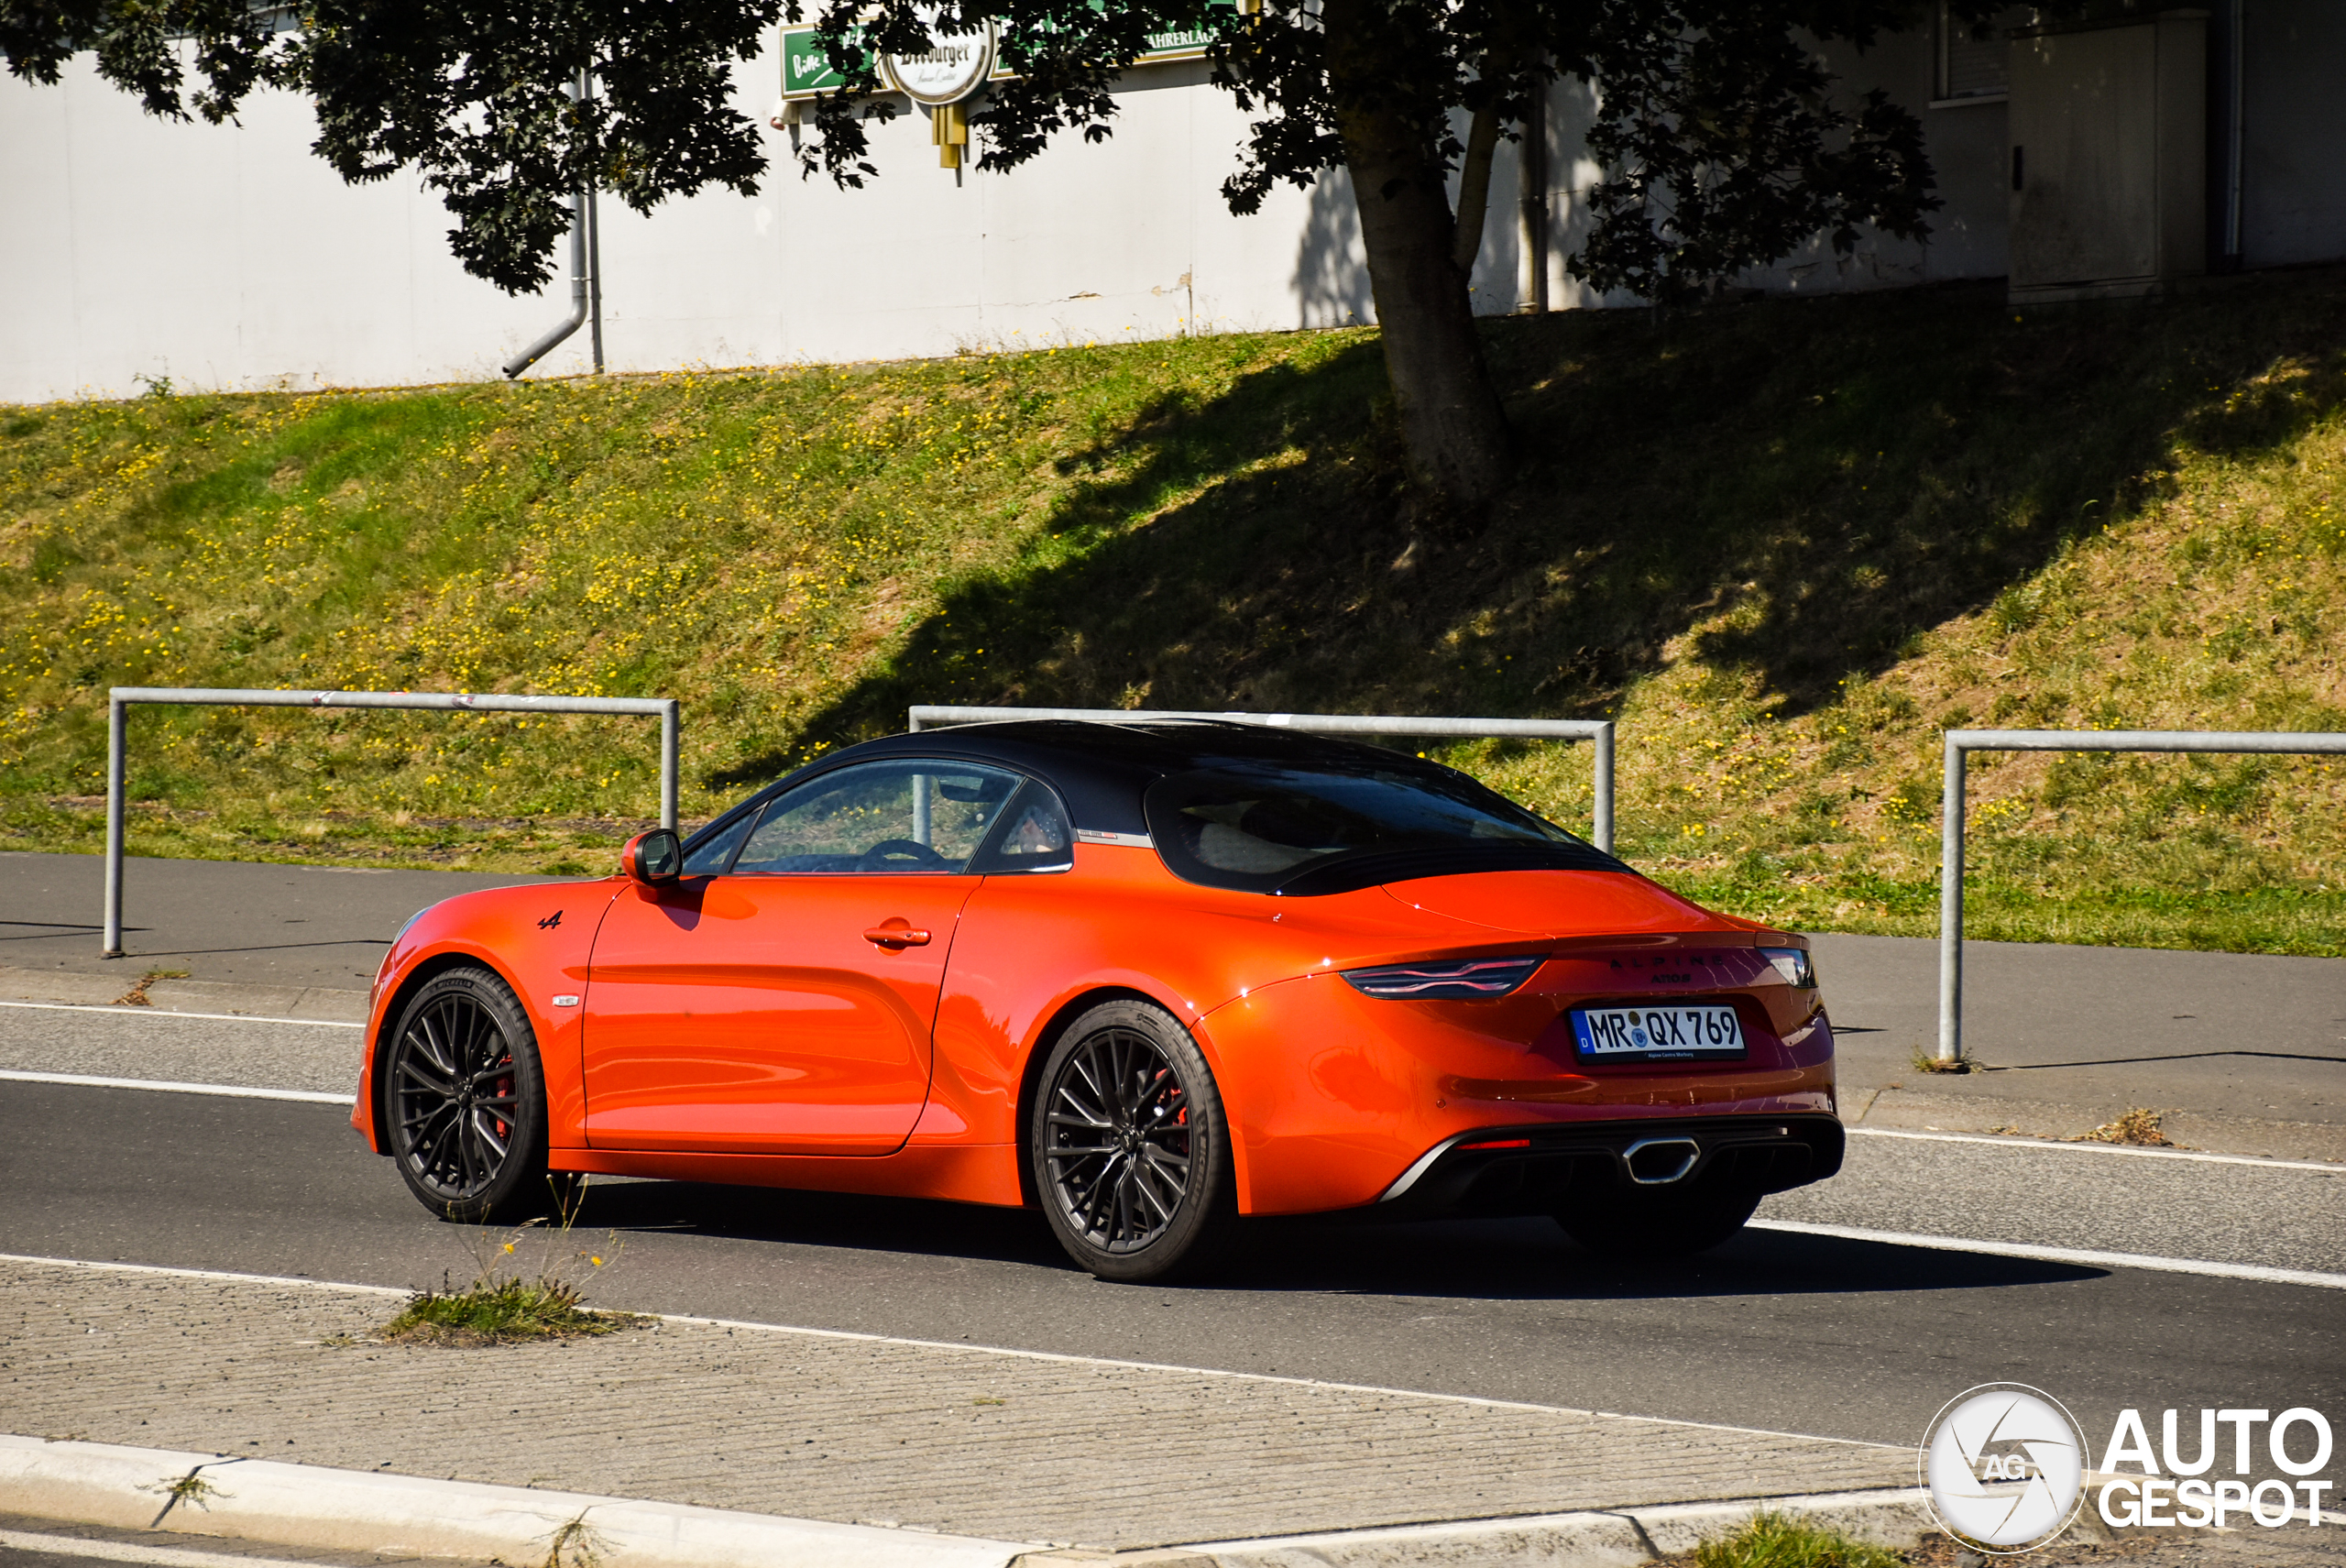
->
[731,269,2346,784]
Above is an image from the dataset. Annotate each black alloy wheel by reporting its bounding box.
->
[386,966,559,1224]
[1033,1000,1233,1283]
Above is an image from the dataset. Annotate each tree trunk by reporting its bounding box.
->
[1451,89,1505,274]
[1323,0,1515,510]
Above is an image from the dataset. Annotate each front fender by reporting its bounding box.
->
[354,880,621,1154]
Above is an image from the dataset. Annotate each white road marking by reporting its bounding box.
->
[0,1070,352,1105]
[1,1254,407,1298]
[1847,1124,2342,1172]
[1748,1219,2346,1289]
[0,1000,362,1029]
[0,1253,1897,1453]
[0,1530,344,1568]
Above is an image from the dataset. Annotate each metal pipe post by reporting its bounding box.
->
[1930,726,2346,1062]
[103,696,127,958]
[1936,738,1968,1065]
[658,700,680,830]
[98,687,680,949]
[1592,721,1615,855]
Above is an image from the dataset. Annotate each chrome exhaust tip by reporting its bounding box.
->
[1622,1136,1701,1186]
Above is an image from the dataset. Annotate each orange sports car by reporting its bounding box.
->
[355,720,1841,1280]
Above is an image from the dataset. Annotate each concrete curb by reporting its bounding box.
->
[0,1436,1028,1568]
[1091,1487,1943,1567]
[1,1434,1958,1568]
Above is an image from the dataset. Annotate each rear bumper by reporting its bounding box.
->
[1376,1112,1844,1217]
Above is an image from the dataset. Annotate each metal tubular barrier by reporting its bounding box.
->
[907,704,1616,853]
[102,686,681,957]
[1936,728,2346,1063]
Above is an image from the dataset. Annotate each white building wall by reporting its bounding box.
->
[7,15,2337,403]
[0,44,1383,402]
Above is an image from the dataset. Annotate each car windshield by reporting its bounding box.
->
[1144,760,1609,894]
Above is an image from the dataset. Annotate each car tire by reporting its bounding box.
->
[385,965,564,1226]
[1554,1183,1761,1261]
[1030,1000,1235,1284]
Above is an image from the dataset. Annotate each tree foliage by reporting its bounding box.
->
[3,0,784,292]
[1567,4,1943,303]
[801,0,1963,298]
[5,0,2012,500]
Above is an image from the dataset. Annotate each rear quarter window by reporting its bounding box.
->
[1145,761,1616,894]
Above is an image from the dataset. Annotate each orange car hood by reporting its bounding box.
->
[1380,870,1756,941]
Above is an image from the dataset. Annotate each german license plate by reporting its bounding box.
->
[1570,1003,1746,1061]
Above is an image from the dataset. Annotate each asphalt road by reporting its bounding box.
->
[1,851,558,992]
[11,852,2342,1131]
[1812,931,2346,1125]
[3,1062,2340,1460]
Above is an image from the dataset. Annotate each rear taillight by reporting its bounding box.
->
[1341,955,1543,1000]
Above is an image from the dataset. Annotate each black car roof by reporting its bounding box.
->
[721,719,1456,839]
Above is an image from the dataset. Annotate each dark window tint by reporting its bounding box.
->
[970,781,1073,874]
[1145,762,1619,895]
[731,760,1021,874]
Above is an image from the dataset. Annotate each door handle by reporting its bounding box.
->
[863,925,932,948]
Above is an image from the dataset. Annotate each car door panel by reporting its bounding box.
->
[582,874,977,1155]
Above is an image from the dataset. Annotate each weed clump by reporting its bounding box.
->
[1909,1049,1977,1076]
[1692,1513,1904,1568]
[381,1201,646,1346]
[382,1275,639,1346]
[2073,1107,2176,1146]
[112,967,191,1005]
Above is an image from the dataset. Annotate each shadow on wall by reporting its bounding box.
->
[1512,75,1625,313]
[1294,168,1376,328]
[1293,77,1614,326]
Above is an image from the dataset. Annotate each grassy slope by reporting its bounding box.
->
[3,272,2341,953]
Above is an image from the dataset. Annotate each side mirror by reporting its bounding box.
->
[620,828,683,885]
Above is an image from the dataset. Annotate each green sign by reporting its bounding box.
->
[1134,4,1239,61]
[781,3,1238,98]
[781,26,869,96]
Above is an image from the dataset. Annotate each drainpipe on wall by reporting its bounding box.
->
[2224,0,2245,266]
[586,153,605,369]
[503,71,604,378]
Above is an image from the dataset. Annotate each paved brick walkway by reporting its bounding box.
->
[0,1258,1910,1552]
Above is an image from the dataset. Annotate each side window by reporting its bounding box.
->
[970,782,1074,874]
[682,804,762,875]
[731,760,1021,874]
